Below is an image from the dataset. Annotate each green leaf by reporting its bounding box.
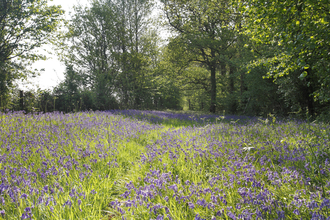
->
[299,71,308,79]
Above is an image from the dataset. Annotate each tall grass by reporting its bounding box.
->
[0,110,329,219]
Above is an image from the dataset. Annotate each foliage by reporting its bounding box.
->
[243,0,330,104]
[0,0,64,105]
[241,66,287,116]
[1,0,330,119]
[161,0,242,113]
[56,0,163,110]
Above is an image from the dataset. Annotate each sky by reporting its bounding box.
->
[19,0,89,91]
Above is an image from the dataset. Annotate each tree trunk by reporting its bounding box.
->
[229,66,235,95]
[20,90,24,110]
[305,68,315,116]
[210,64,216,113]
[228,65,237,113]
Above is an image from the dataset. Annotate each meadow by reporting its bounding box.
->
[0,110,329,220]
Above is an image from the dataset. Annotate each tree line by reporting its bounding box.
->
[1,0,329,120]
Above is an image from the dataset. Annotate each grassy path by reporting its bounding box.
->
[0,110,329,219]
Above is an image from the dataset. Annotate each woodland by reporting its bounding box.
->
[1,1,330,219]
[1,0,330,120]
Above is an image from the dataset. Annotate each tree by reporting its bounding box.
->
[52,64,82,112]
[0,0,64,107]
[59,0,157,110]
[243,0,330,114]
[159,39,210,110]
[112,0,155,108]
[161,0,241,113]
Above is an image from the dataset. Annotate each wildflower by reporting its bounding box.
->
[21,213,30,219]
[43,185,49,192]
[320,198,330,209]
[24,207,32,213]
[304,163,310,170]
[168,184,178,192]
[227,212,236,220]
[293,209,300,215]
[188,202,195,209]
[195,214,201,220]
[117,207,125,214]
[196,199,207,207]
[208,202,215,210]
[277,211,285,219]
[21,194,28,199]
[216,210,223,216]
[156,215,164,220]
[63,200,72,207]
[125,200,132,207]
[308,200,319,209]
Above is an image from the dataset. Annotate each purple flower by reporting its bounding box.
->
[21,194,28,199]
[43,185,49,192]
[216,210,223,216]
[63,200,72,207]
[227,212,236,220]
[21,213,30,219]
[277,211,285,219]
[125,200,132,207]
[293,209,299,215]
[121,191,129,198]
[196,198,207,207]
[208,202,215,210]
[117,207,125,214]
[151,204,162,214]
[308,200,319,209]
[24,207,32,213]
[38,196,43,204]
[188,202,195,209]
[320,198,330,209]
[156,215,164,220]
[195,214,201,220]
[304,163,310,170]
[168,184,178,192]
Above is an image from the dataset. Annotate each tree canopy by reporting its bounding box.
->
[243,0,330,103]
[1,0,330,120]
[161,0,241,113]
[0,0,63,105]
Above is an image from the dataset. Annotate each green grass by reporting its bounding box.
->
[0,111,329,219]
